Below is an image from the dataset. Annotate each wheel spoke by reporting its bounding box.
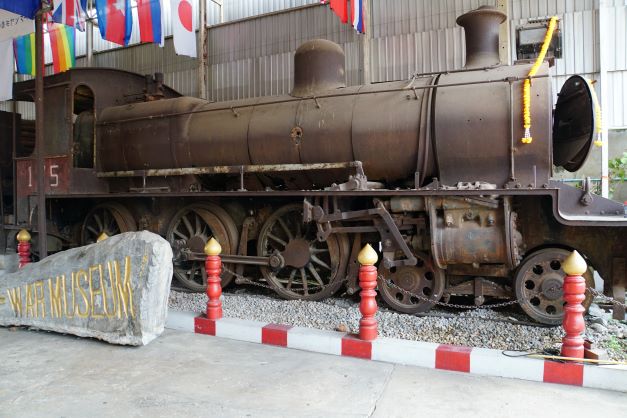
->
[187,263,196,280]
[173,230,187,240]
[86,225,99,236]
[286,269,296,290]
[311,247,329,254]
[93,213,103,231]
[267,233,287,247]
[311,255,331,270]
[308,264,324,286]
[300,268,308,295]
[195,213,202,236]
[182,214,195,236]
[277,218,293,240]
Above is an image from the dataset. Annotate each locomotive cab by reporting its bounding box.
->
[2,69,181,249]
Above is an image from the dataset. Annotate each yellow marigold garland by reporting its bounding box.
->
[587,79,604,147]
[521,16,559,144]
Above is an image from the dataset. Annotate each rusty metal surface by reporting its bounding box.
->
[427,196,522,269]
[456,6,506,69]
[434,63,553,189]
[97,162,364,178]
[291,39,346,97]
[16,156,70,197]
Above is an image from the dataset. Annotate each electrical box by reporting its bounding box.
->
[516,18,562,61]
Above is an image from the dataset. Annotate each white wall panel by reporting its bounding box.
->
[607,70,627,127]
[3,0,626,128]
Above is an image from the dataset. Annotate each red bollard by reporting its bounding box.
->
[16,229,31,269]
[561,250,587,358]
[357,244,379,341]
[204,237,223,320]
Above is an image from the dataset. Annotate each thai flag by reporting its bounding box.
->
[351,0,365,34]
[95,0,132,46]
[52,0,88,31]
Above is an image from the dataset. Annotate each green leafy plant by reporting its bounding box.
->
[608,151,627,200]
[608,152,627,183]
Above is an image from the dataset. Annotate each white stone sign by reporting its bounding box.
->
[0,231,173,346]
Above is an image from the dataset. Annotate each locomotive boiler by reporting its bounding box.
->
[1,6,625,325]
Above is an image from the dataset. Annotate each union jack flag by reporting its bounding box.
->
[52,0,88,31]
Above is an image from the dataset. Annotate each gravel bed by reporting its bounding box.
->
[168,290,627,361]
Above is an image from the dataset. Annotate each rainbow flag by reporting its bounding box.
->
[13,32,36,76]
[48,23,75,73]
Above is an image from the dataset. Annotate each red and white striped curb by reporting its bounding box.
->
[166,310,627,393]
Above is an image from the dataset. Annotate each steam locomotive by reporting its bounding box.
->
[1,6,625,324]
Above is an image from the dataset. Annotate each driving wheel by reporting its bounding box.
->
[257,204,349,301]
[514,247,594,325]
[378,256,445,314]
[81,203,136,245]
[166,203,239,292]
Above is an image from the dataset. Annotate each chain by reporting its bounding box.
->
[222,265,350,292]
[379,275,554,310]
[587,287,627,308]
[221,265,625,311]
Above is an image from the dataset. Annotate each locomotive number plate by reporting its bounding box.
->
[16,156,70,196]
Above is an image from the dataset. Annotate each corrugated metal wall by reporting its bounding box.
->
[3,0,626,128]
[207,4,360,101]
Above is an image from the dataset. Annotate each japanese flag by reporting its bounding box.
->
[171,0,196,58]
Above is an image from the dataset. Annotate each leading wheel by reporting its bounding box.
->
[377,256,445,314]
[81,203,137,245]
[166,203,239,292]
[257,204,349,301]
[514,248,594,325]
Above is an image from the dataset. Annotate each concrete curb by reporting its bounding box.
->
[166,310,627,393]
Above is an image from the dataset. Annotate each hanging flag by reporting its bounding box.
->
[0,1,40,19]
[47,23,75,73]
[351,0,365,34]
[137,0,164,46]
[13,32,36,76]
[95,0,132,46]
[171,0,196,57]
[0,10,35,42]
[52,0,88,31]
[322,0,348,24]
[0,39,12,100]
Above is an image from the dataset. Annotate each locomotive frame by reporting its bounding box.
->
[1,6,625,325]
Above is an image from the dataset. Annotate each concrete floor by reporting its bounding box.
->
[0,328,625,418]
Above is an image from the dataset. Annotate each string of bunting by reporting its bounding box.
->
[321,0,365,34]
[0,0,196,100]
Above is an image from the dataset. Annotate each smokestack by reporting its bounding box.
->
[457,6,507,69]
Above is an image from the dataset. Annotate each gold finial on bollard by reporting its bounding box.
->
[97,232,109,242]
[204,237,222,256]
[357,243,378,266]
[16,229,31,243]
[563,250,587,276]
